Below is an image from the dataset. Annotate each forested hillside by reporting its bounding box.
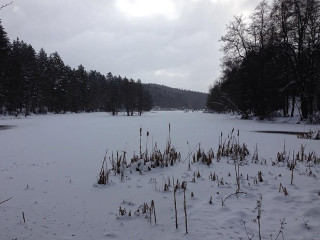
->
[145,83,207,110]
[0,20,207,116]
[0,20,152,116]
[207,0,320,121]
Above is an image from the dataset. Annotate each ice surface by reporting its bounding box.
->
[0,111,319,239]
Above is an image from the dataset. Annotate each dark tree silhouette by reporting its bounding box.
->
[208,0,320,121]
[0,19,205,116]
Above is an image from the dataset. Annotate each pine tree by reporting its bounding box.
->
[0,19,11,114]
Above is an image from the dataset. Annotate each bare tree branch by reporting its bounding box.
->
[0,197,12,205]
[0,1,13,10]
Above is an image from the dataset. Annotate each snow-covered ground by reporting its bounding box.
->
[1,111,319,240]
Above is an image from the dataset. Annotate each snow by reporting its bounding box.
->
[0,111,320,240]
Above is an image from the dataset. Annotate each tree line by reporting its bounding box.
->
[145,84,207,110]
[0,20,152,116]
[207,0,320,121]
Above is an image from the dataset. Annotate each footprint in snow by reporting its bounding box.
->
[304,207,320,218]
[105,232,117,238]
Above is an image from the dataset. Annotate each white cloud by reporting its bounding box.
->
[12,5,20,12]
[0,0,262,92]
[115,0,178,20]
[155,69,186,78]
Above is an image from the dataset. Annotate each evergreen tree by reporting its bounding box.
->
[36,48,50,113]
[47,52,66,113]
[0,19,10,114]
[0,21,154,116]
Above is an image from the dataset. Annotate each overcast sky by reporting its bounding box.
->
[1,0,259,93]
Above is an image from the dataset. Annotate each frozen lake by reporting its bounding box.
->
[1,111,319,240]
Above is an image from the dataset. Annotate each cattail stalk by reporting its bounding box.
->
[174,185,178,229]
[183,188,188,234]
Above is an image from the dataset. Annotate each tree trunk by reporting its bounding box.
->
[301,95,308,119]
[291,95,296,117]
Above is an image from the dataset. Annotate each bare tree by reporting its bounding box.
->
[249,0,271,51]
[0,1,13,10]
[220,15,250,63]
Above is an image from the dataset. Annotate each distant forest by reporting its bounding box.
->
[0,20,153,116]
[207,0,320,121]
[0,20,205,117]
[145,84,207,110]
